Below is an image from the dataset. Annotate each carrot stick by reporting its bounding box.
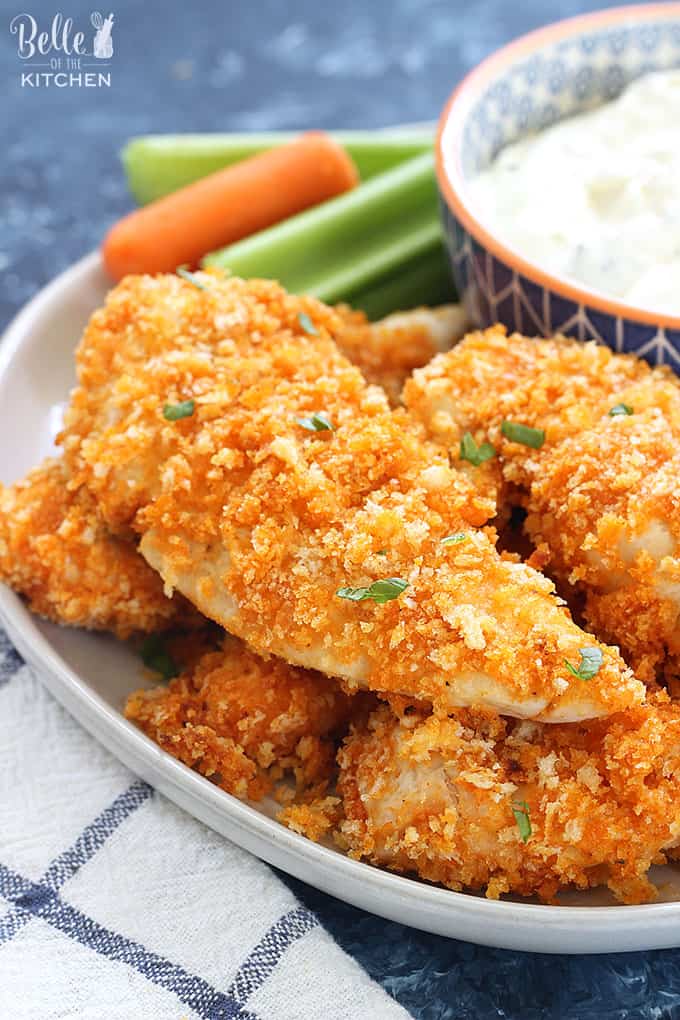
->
[102,131,359,280]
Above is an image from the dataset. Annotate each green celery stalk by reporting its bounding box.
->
[347,241,455,320]
[203,153,440,306]
[122,131,432,204]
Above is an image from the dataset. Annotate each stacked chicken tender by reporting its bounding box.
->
[404,327,680,685]
[3,273,680,906]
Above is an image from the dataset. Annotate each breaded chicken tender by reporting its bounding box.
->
[126,635,354,800]
[59,273,641,721]
[529,415,680,683]
[405,328,680,681]
[334,304,468,405]
[338,698,680,904]
[0,458,187,638]
[404,326,653,484]
[0,305,459,639]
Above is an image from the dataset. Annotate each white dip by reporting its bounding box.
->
[468,70,680,315]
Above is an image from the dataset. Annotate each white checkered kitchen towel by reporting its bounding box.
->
[0,629,410,1020]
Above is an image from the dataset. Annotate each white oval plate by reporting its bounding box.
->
[2,251,680,953]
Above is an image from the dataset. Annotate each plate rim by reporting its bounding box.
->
[2,249,680,953]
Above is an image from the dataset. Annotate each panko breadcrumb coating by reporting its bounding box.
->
[334,304,468,405]
[528,416,680,683]
[278,795,343,843]
[338,698,680,904]
[405,327,680,681]
[125,635,354,800]
[10,282,680,907]
[0,458,188,638]
[60,272,641,721]
[0,304,459,637]
[403,326,654,484]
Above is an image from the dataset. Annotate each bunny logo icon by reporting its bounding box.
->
[91,11,113,59]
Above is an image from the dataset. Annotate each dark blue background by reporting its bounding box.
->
[3,1,679,1016]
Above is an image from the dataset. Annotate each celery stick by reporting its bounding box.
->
[348,241,455,320]
[122,132,432,204]
[204,153,440,306]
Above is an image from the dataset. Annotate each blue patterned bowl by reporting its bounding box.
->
[437,3,680,367]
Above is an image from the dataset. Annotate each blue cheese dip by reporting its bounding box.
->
[468,70,680,315]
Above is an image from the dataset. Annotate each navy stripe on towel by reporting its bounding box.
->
[0,862,248,1020]
[43,779,151,890]
[0,777,319,1019]
[0,780,152,949]
[227,906,319,1006]
[1,858,318,1020]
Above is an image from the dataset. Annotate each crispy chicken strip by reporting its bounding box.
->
[0,305,460,637]
[338,698,680,904]
[59,274,641,721]
[405,328,680,681]
[334,304,468,405]
[529,417,680,682]
[0,458,189,638]
[126,635,354,801]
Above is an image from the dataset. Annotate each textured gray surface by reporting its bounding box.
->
[3,1,680,1017]
[1,0,609,325]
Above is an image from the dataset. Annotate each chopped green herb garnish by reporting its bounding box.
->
[376,549,388,556]
[608,403,633,417]
[296,412,335,432]
[564,646,604,681]
[163,399,195,421]
[501,420,545,449]
[512,800,532,843]
[459,431,496,466]
[336,577,408,604]
[298,311,319,336]
[441,532,467,545]
[140,635,179,681]
[177,266,207,290]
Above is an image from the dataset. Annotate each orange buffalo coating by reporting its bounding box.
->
[126,636,354,801]
[58,272,640,722]
[405,327,680,683]
[0,457,355,799]
[0,458,187,638]
[338,696,680,905]
[8,278,680,905]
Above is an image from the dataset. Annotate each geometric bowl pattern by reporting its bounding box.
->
[442,200,680,370]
